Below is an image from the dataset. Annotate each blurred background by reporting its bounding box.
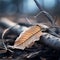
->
[0,0,60,26]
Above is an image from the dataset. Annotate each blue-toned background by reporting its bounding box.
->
[0,0,60,16]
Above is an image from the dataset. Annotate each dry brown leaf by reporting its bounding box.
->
[8,25,42,50]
